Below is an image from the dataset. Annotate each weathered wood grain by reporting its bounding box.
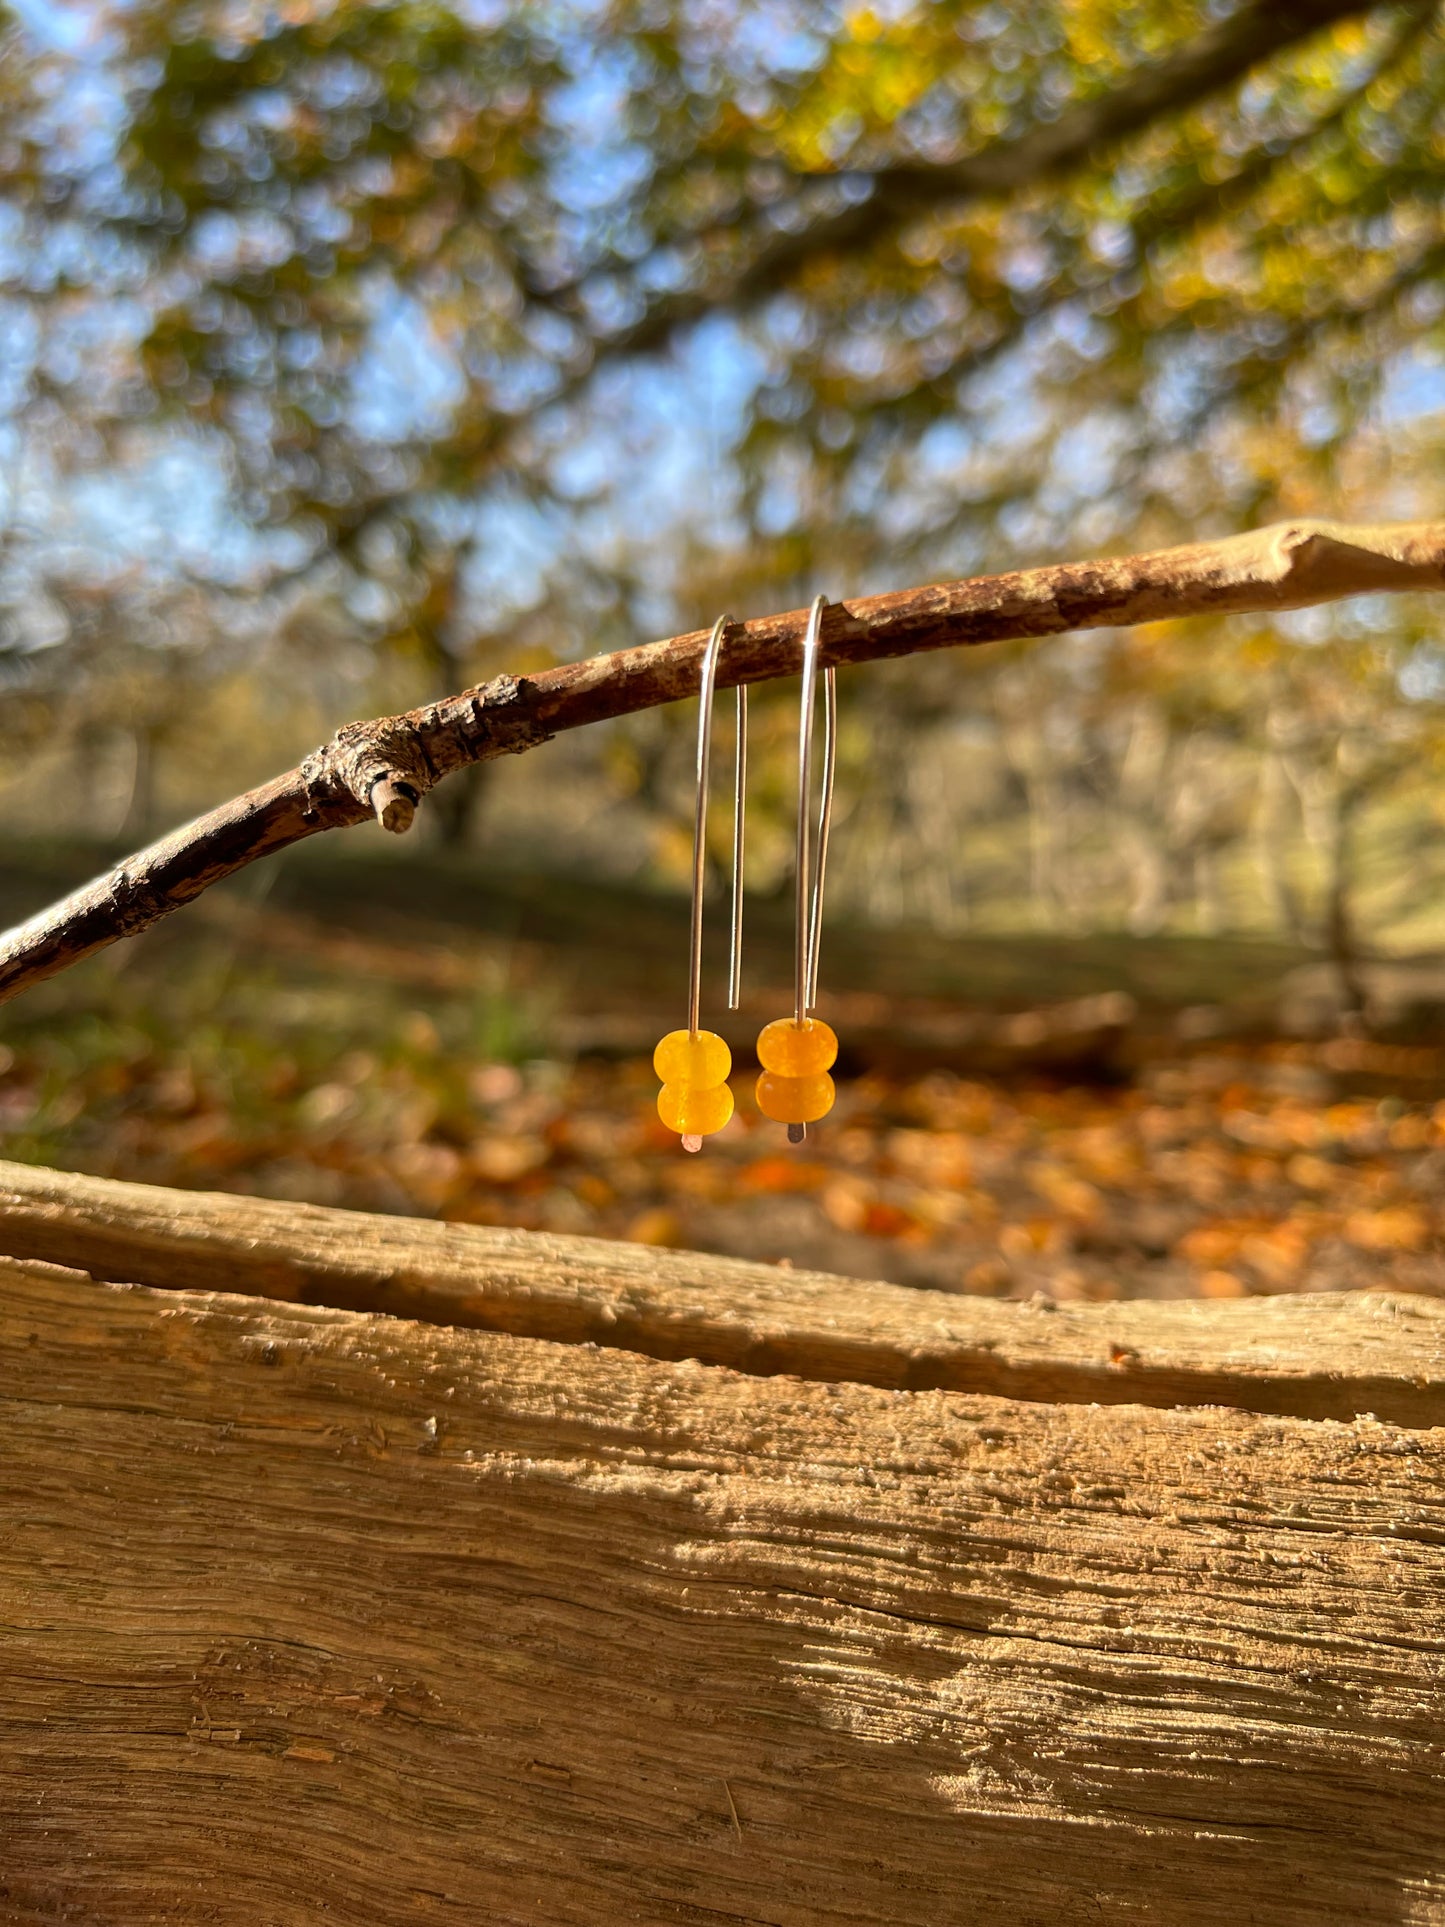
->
[1,1256,1442,1925]
[3,1158,1443,1425]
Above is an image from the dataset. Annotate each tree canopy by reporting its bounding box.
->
[2,0,1444,936]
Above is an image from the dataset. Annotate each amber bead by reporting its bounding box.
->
[755,1070,835,1125]
[653,1029,732,1087]
[657,1080,735,1137]
[756,1017,838,1077]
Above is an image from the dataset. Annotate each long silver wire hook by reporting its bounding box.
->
[789,594,835,1144]
[793,594,836,1026]
[687,614,746,1038]
[730,681,747,1013]
[807,660,837,1013]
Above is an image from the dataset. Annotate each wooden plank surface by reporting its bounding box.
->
[2,1158,1444,1423]
[2,1256,1442,1925]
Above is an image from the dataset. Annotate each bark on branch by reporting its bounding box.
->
[2,516,1443,1007]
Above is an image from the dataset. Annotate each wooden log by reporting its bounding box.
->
[1,1230,1443,1922]
[2,1157,1443,1426]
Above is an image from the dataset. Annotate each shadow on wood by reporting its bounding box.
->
[0,1171,1442,1924]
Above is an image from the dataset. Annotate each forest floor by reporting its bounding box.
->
[5,839,1445,1302]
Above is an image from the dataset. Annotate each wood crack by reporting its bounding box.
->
[3,1163,1443,1427]
[5,1256,1444,1924]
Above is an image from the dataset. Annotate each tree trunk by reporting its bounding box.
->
[1192,843,1222,934]
[115,720,158,843]
[1,1163,1442,1925]
[426,756,491,846]
[1118,812,1170,933]
[1254,742,1306,939]
[1324,778,1367,1020]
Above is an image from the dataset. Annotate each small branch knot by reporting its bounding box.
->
[327,719,435,835]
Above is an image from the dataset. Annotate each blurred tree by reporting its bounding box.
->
[1256,620,1445,999]
[1,0,1443,924]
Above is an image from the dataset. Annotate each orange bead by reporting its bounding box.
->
[756,1017,838,1077]
[755,1071,835,1125]
[653,1029,731,1086]
[657,1080,735,1137]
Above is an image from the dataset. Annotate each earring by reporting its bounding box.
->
[654,614,748,1153]
[756,593,838,1144]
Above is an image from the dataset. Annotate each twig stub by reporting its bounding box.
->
[369,777,422,835]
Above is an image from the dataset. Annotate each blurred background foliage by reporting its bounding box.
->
[5,0,1445,1295]
[3,0,1445,936]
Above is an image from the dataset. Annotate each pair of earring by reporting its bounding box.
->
[653,595,839,1153]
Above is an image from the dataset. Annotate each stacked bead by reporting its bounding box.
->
[755,1017,837,1126]
[654,1029,734,1140]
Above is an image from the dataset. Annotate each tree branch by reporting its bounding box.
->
[863,0,1436,432]
[561,0,1396,365]
[2,517,1442,1007]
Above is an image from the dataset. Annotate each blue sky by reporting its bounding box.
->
[3,0,1442,668]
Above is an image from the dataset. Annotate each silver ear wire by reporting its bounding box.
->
[687,615,725,1040]
[790,593,837,1143]
[807,657,836,1013]
[729,680,747,1013]
[793,593,836,1025]
[687,615,746,1040]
